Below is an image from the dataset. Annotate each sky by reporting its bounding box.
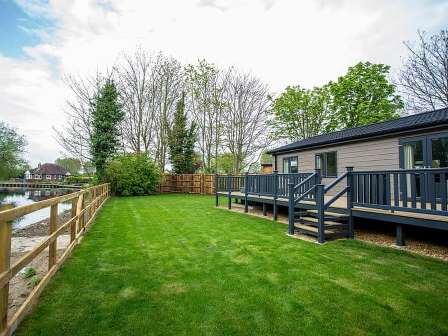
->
[0,0,447,167]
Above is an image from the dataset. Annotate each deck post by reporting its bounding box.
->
[288,182,295,235]
[244,172,249,213]
[273,170,278,220]
[396,224,405,246]
[316,184,325,244]
[215,174,219,207]
[346,167,354,239]
[262,203,267,216]
[227,174,232,210]
[314,168,321,199]
[315,168,322,184]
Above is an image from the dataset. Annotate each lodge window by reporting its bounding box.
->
[283,156,298,173]
[315,151,337,177]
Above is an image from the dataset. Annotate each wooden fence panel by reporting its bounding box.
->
[159,174,217,195]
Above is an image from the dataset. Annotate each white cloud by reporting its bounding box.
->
[0,0,446,166]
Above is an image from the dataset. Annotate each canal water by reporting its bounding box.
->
[0,189,73,230]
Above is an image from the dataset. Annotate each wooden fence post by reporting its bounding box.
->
[0,205,12,332]
[48,203,58,270]
[76,194,84,233]
[70,197,77,243]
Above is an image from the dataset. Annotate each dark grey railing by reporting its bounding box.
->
[216,167,448,244]
[351,168,448,216]
[215,172,314,197]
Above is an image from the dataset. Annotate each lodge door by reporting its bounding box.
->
[399,133,448,200]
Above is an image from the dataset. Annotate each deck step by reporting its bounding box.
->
[307,209,348,218]
[307,208,348,217]
[293,211,310,218]
[294,224,345,237]
[299,217,347,229]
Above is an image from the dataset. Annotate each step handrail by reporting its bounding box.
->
[324,172,348,193]
[325,186,349,210]
[293,172,317,191]
[294,185,317,205]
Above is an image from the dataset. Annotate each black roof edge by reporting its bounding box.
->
[267,107,448,155]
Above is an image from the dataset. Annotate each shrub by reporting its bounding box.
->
[104,154,161,196]
[65,176,93,185]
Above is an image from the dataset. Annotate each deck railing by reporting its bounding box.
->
[0,184,110,336]
[351,168,448,216]
[215,172,314,197]
[217,167,448,244]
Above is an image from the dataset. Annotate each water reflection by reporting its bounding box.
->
[0,188,74,230]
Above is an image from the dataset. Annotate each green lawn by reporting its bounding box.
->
[17,194,448,336]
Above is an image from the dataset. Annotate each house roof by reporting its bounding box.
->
[31,163,68,175]
[268,107,448,154]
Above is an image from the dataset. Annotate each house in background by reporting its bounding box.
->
[260,163,273,174]
[25,163,70,181]
[259,152,273,174]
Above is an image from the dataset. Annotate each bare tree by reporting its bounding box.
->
[54,71,113,170]
[185,60,228,172]
[118,49,157,153]
[398,29,448,111]
[222,69,271,173]
[153,54,184,170]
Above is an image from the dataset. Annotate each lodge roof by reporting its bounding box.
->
[268,107,448,154]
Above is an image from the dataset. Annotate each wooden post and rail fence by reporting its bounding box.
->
[0,183,110,336]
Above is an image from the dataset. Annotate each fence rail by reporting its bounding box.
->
[0,183,110,336]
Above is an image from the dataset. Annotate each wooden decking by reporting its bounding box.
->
[218,191,448,226]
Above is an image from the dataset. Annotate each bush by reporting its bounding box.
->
[65,176,93,185]
[104,154,161,196]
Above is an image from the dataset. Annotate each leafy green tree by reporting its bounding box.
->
[269,85,330,141]
[327,62,403,131]
[214,153,235,174]
[168,93,197,174]
[90,80,124,180]
[0,122,27,180]
[104,153,161,196]
[55,157,81,175]
[260,152,272,165]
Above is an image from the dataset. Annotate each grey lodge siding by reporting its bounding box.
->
[277,137,399,176]
[275,128,448,195]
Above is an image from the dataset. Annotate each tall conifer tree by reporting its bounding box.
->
[168,92,197,174]
[90,80,124,179]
